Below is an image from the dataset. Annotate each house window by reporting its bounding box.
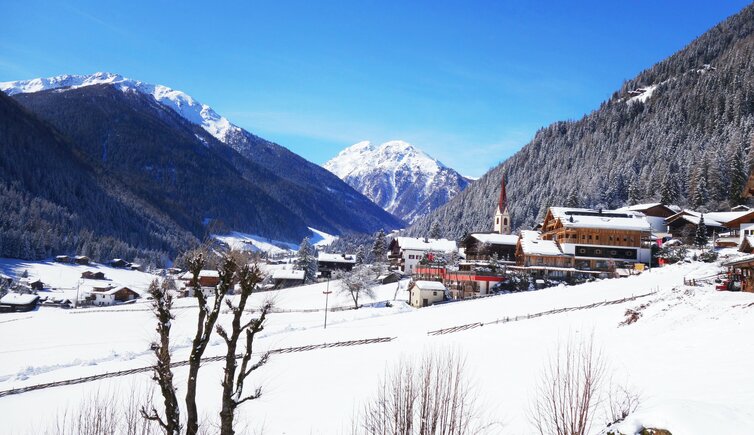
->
[433,291,438,296]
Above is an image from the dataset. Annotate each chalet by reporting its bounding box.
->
[272,269,305,289]
[55,255,71,263]
[0,293,40,312]
[74,255,90,265]
[179,270,221,288]
[540,207,652,270]
[91,286,140,306]
[665,211,724,242]
[722,254,754,292]
[388,237,457,275]
[317,252,356,278]
[731,205,751,212]
[740,236,754,254]
[110,258,130,268]
[515,230,575,278]
[409,280,448,308]
[377,271,402,285]
[29,279,44,291]
[616,203,675,234]
[460,232,518,263]
[81,270,106,280]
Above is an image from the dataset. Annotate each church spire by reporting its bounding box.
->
[493,174,511,235]
[498,174,508,213]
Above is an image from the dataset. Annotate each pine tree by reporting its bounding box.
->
[691,172,708,209]
[627,180,641,206]
[429,222,442,239]
[660,172,677,205]
[729,146,748,206]
[355,245,365,265]
[372,230,387,264]
[565,188,579,208]
[295,237,317,283]
[695,214,709,248]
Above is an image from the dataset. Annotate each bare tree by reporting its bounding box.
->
[357,350,490,435]
[140,279,181,434]
[529,335,606,435]
[336,264,375,309]
[185,252,236,435]
[605,383,641,427]
[217,262,272,435]
[45,386,160,435]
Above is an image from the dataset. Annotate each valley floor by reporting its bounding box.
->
[0,260,753,434]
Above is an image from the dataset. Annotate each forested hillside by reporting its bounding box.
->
[0,92,197,264]
[409,3,754,238]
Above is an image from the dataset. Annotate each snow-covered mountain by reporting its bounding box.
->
[0,72,240,141]
[324,140,471,223]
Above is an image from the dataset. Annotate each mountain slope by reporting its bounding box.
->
[408,3,754,238]
[1,73,403,239]
[0,91,197,262]
[325,140,470,223]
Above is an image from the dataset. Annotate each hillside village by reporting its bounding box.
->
[4,170,754,314]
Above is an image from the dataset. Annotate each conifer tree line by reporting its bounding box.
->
[408,4,754,239]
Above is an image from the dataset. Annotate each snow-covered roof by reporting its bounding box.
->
[668,211,724,227]
[94,286,136,296]
[394,237,457,253]
[199,270,219,278]
[0,293,40,305]
[317,253,356,264]
[617,203,662,212]
[412,280,447,291]
[549,207,651,232]
[519,231,566,256]
[272,269,305,280]
[470,232,519,246]
[723,253,754,267]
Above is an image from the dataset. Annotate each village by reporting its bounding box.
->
[3,175,754,315]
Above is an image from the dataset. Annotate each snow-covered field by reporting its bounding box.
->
[214,227,338,255]
[1,260,753,434]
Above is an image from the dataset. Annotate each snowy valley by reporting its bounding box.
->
[0,255,752,434]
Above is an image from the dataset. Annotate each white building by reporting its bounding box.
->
[409,280,448,308]
[90,286,140,306]
[388,237,457,275]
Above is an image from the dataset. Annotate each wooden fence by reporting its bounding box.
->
[0,337,395,398]
[427,290,658,336]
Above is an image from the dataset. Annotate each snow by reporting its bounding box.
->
[0,293,39,305]
[0,72,241,144]
[519,230,565,256]
[324,140,446,181]
[412,280,447,291]
[469,232,519,246]
[323,140,467,223]
[317,252,355,264]
[214,227,337,255]
[550,207,652,231]
[271,269,304,280]
[394,236,457,253]
[1,258,753,434]
[627,84,658,104]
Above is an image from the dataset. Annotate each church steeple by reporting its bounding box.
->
[493,175,511,235]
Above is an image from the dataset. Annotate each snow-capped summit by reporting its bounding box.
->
[324,140,471,224]
[0,72,241,142]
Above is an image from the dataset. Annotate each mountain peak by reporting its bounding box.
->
[0,72,239,142]
[324,140,469,223]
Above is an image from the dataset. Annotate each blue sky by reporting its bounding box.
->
[1,1,751,177]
